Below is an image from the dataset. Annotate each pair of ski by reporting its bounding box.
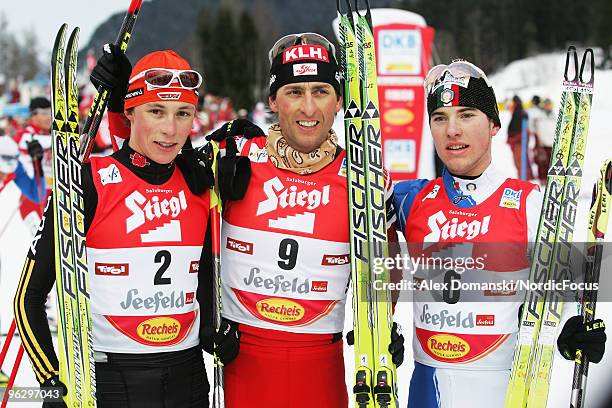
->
[505,47,595,408]
[48,1,142,406]
[337,1,399,407]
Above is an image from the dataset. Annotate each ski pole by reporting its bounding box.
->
[0,344,24,408]
[33,158,46,215]
[79,0,144,162]
[0,320,17,370]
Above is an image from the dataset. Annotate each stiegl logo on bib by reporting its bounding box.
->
[125,189,188,241]
[424,210,491,241]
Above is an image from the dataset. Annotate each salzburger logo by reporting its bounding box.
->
[226,237,253,254]
[311,281,328,292]
[256,298,305,323]
[476,314,495,326]
[256,176,330,216]
[428,334,470,359]
[125,190,187,233]
[244,267,309,294]
[283,44,329,63]
[137,317,181,343]
[424,210,491,241]
[419,304,474,330]
[95,263,129,276]
[120,289,192,312]
[321,254,350,266]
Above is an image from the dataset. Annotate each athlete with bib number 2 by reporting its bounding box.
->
[393,60,607,408]
[14,47,240,407]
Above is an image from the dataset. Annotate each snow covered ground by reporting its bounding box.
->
[1,50,611,407]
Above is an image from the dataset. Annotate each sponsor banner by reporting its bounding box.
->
[95,262,129,276]
[415,327,509,363]
[105,310,197,346]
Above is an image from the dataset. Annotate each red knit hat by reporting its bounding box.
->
[124,50,200,109]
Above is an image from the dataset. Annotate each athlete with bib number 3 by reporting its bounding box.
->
[393,60,607,408]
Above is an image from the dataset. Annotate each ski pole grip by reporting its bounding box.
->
[580,48,595,84]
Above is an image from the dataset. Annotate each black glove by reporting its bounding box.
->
[346,322,405,367]
[41,375,67,408]
[175,138,214,196]
[90,43,132,113]
[205,119,264,142]
[26,139,44,177]
[202,319,240,365]
[194,138,251,201]
[557,315,606,364]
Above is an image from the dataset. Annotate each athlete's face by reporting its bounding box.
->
[269,82,342,153]
[126,101,195,164]
[430,107,499,177]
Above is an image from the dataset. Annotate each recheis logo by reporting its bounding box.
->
[256,298,305,323]
[226,237,253,254]
[137,317,181,343]
[424,210,491,241]
[427,334,471,360]
[95,263,129,276]
[125,189,187,241]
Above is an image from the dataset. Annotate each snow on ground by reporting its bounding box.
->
[1,50,611,407]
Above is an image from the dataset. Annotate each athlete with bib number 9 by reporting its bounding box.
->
[393,60,607,408]
[14,48,240,407]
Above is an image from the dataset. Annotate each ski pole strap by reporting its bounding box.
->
[442,168,477,208]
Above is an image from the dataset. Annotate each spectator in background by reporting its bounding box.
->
[531,98,556,185]
[13,97,53,236]
[506,95,533,179]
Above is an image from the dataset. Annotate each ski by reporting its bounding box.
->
[79,0,143,162]
[504,47,595,408]
[50,24,96,407]
[338,0,398,407]
[569,159,612,408]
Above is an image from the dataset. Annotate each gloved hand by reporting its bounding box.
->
[347,322,405,367]
[41,375,68,408]
[202,319,240,365]
[205,119,264,142]
[90,43,132,113]
[195,138,251,201]
[175,138,214,196]
[27,139,44,177]
[558,315,606,364]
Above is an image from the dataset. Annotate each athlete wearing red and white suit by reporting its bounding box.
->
[394,166,547,407]
[220,135,396,407]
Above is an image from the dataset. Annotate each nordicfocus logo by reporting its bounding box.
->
[293,63,317,76]
[321,254,350,266]
[244,267,309,294]
[419,304,474,329]
[120,289,192,312]
[256,177,330,216]
[125,190,187,233]
[95,263,129,276]
[256,298,305,323]
[137,317,181,343]
[476,315,495,326]
[424,210,491,241]
[428,334,470,359]
[226,237,254,254]
[283,44,329,63]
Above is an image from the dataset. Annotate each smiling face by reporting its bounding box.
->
[430,106,500,177]
[269,82,342,153]
[125,101,195,164]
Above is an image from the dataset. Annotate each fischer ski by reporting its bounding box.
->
[505,46,595,408]
[337,0,398,407]
[50,24,96,407]
[569,159,612,408]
